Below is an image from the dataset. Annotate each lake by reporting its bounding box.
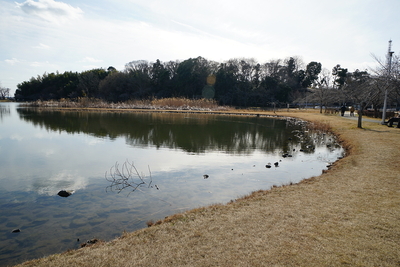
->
[0,103,344,266]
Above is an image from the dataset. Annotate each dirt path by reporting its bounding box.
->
[15,111,400,267]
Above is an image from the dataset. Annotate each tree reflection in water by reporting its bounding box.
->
[16,108,314,155]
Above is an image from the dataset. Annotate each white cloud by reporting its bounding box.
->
[15,0,83,23]
[79,57,103,63]
[82,65,102,70]
[5,58,21,65]
[1,0,399,96]
[30,60,51,67]
[42,148,55,156]
[31,170,88,196]
[33,43,50,49]
[10,134,24,141]
[4,57,57,72]
[86,138,105,146]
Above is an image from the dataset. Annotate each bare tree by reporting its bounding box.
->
[263,59,282,77]
[0,85,10,99]
[125,60,151,75]
[125,60,152,96]
[371,42,398,123]
[343,70,380,128]
[382,54,400,110]
[313,68,333,113]
[293,68,340,111]
[391,55,400,105]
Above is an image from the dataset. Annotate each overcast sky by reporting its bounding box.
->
[1,0,399,95]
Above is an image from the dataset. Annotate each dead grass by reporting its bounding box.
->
[23,97,225,111]
[150,97,220,110]
[14,110,400,267]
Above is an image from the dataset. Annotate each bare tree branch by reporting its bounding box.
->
[105,160,153,196]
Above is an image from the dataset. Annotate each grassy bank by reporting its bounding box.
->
[15,110,400,267]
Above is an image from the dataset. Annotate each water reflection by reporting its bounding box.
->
[29,171,88,196]
[16,108,320,155]
[0,104,10,121]
[0,104,344,266]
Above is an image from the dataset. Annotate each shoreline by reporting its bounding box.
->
[14,109,400,266]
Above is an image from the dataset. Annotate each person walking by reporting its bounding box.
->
[349,106,355,117]
[340,105,346,116]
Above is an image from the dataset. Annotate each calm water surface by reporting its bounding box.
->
[0,103,344,266]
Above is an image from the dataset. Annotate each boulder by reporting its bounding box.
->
[57,190,74,197]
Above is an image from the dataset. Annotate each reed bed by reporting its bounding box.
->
[23,97,226,111]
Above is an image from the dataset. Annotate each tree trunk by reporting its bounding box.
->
[357,107,363,128]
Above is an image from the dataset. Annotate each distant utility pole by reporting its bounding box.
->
[381,40,394,124]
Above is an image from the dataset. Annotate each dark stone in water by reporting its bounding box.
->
[11,228,21,233]
[57,190,73,197]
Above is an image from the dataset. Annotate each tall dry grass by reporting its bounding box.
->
[150,97,220,110]
[23,97,226,111]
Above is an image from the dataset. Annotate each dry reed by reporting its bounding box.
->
[23,97,225,111]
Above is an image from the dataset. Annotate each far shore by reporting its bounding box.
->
[14,108,400,267]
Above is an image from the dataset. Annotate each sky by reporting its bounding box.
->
[1,0,399,95]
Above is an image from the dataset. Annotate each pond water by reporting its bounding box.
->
[0,103,344,266]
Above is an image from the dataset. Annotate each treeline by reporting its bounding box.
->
[15,56,322,107]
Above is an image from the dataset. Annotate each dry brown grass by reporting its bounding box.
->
[150,97,220,110]
[23,97,224,111]
[14,110,400,267]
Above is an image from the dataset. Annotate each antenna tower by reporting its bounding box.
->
[381,40,394,124]
[387,40,394,72]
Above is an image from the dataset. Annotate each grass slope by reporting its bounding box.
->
[15,111,400,267]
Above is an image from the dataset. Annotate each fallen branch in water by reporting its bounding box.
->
[105,160,152,196]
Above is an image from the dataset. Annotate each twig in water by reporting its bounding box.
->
[105,160,152,196]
